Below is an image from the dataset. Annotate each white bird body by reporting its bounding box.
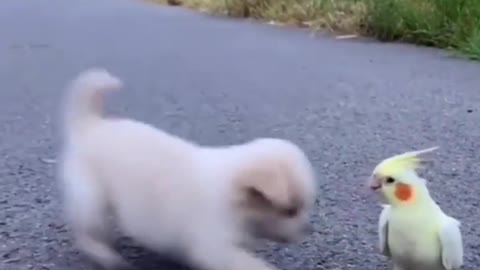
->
[380,203,462,270]
[370,148,464,270]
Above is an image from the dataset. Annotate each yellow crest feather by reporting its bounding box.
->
[374,147,438,177]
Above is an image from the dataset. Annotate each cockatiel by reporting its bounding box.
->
[368,147,464,270]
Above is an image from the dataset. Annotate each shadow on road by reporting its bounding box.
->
[114,237,194,270]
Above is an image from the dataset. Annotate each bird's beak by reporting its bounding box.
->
[368,175,382,191]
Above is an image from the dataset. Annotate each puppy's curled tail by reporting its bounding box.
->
[61,68,122,137]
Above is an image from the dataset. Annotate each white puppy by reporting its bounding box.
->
[57,68,317,270]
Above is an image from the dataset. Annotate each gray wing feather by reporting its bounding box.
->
[439,217,463,270]
[378,205,391,257]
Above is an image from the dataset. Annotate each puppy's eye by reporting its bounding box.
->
[385,177,395,184]
[281,207,299,217]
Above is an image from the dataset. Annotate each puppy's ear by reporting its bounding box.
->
[235,160,289,209]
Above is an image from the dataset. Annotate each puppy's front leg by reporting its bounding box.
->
[190,245,279,270]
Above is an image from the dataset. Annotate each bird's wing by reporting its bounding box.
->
[439,216,463,270]
[378,204,391,257]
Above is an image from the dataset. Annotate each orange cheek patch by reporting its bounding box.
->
[395,183,413,201]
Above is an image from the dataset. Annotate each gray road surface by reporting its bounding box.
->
[1,0,479,269]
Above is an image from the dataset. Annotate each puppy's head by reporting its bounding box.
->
[233,138,316,244]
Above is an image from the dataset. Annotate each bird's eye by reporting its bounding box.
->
[385,177,395,184]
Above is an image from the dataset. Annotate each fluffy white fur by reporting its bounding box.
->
[57,68,317,270]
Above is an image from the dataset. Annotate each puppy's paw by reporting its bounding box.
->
[191,245,279,270]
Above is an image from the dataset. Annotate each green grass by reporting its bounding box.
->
[159,0,480,60]
[365,0,480,59]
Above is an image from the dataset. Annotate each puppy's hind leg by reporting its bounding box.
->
[60,159,130,270]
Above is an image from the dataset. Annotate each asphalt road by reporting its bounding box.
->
[1,0,479,269]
